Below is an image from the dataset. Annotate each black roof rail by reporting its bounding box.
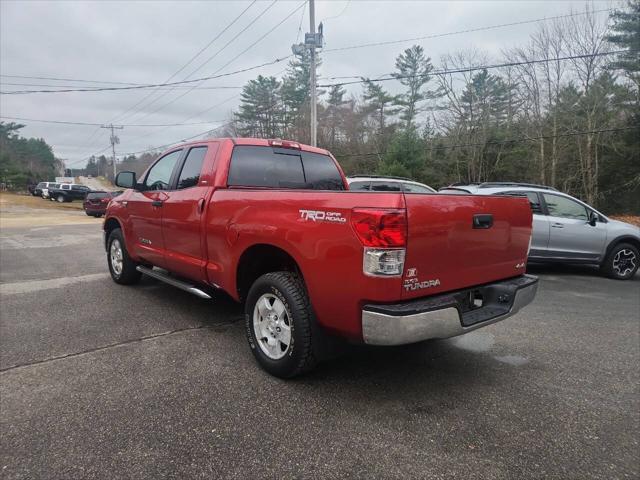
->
[348,174,415,182]
[478,182,557,191]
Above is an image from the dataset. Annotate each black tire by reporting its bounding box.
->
[601,243,639,280]
[56,195,65,203]
[85,211,94,217]
[107,228,141,285]
[245,272,318,378]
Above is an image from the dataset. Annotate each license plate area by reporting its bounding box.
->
[454,283,517,327]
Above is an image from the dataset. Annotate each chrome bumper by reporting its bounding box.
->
[362,275,538,346]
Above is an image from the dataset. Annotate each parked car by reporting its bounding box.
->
[48,183,91,202]
[440,182,640,280]
[34,182,60,198]
[347,175,436,193]
[83,191,121,217]
[104,138,537,378]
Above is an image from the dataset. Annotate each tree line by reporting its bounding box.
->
[221,2,639,214]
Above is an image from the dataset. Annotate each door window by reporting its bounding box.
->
[370,181,402,191]
[500,191,543,214]
[543,193,588,220]
[177,147,207,189]
[144,150,182,191]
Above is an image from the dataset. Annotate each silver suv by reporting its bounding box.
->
[440,182,640,280]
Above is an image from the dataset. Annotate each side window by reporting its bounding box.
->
[177,147,207,189]
[144,150,182,191]
[370,181,402,192]
[499,191,543,214]
[402,183,434,193]
[543,193,588,220]
[62,184,70,190]
[349,181,371,191]
[300,152,345,190]
[228,146,305,188]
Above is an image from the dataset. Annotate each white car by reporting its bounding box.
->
[347,175,436,193]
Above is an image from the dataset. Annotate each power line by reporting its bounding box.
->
[0,82,242,90]
[0,116,226,127]
[336,126,638,157]
[323,8,612,53]
[131,0,305,124]
[0,57,291,95]
[318,51,627,88]
[0,74,143,85]
[119,0,270,124]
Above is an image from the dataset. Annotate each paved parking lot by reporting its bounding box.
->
[0,208,638,479]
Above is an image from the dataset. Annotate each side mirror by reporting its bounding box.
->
[115,171,137,189]
[588,211,598,226]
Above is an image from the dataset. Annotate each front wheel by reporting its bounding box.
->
[107,228,141,285]
[245,272,318,378]
[56,195,65,203]
[602,243,639,280]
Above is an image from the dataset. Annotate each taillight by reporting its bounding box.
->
[101,198,110,203]
[350,209,406,247]
[351,209,407,277]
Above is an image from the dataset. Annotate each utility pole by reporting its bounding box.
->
[101,124,123,180]
[309,0,317,147]
[292,1,323,146]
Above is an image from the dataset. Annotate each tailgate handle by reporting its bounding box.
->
[473,214,493,229]
[151,200,163,207]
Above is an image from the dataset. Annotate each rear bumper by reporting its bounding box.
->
[361,275,538,345]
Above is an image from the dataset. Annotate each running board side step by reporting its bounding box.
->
[136,266,212,299]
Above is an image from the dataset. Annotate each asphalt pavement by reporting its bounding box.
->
[0,214,638,479]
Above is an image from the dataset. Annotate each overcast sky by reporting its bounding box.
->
[0,0,614,168]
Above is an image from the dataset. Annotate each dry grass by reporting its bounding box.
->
[0,192,83,210]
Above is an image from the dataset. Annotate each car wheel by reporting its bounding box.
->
[56,195,65,203]
[107,228,141,285]
[602,243,639,280]
[245,272,318,378]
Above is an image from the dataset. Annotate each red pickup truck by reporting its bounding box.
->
[105,138,537,377]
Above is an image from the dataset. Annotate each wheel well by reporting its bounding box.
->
[236,245,302,301]
[103,218,122,250]
[604,236,640,262]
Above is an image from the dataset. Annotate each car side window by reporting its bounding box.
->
[370,181,402,191]
[349,181,370,191]
[145,150,182,191]
[501,191,543,214]
[543,193,588,220]
[402,183,433,193]
[177,146,207,189]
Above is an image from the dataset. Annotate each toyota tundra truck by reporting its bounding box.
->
[104,138,538,377]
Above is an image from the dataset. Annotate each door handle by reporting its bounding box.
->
[197,198,205,214]
[472,214,493,229]
[551,222,564,228]
[151,200,163,207]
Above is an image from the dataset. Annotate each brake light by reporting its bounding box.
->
[350,208,407,247]
[269,139,301,150]
[101,198,110,203]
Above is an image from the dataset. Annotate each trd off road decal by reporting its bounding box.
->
[299,209,346,223]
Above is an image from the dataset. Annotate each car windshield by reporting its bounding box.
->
[87,192,109,199]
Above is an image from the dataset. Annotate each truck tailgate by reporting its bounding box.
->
[402,194,532,299]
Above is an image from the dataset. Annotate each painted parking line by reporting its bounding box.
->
[0,273,109,295]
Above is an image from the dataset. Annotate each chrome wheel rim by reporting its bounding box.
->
[253,293,292,360]
[110,239,123,276]
[57,196,64,203]
[613,249,636,277]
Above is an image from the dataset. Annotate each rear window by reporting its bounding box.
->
[37,182,46,188]
[49,183,60,189]
[87,192,109,200]
[227,146,344,190]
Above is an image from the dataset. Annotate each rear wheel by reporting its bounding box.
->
[245,272,317,378]
[107,228,141,285]
[602,243,639,280]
